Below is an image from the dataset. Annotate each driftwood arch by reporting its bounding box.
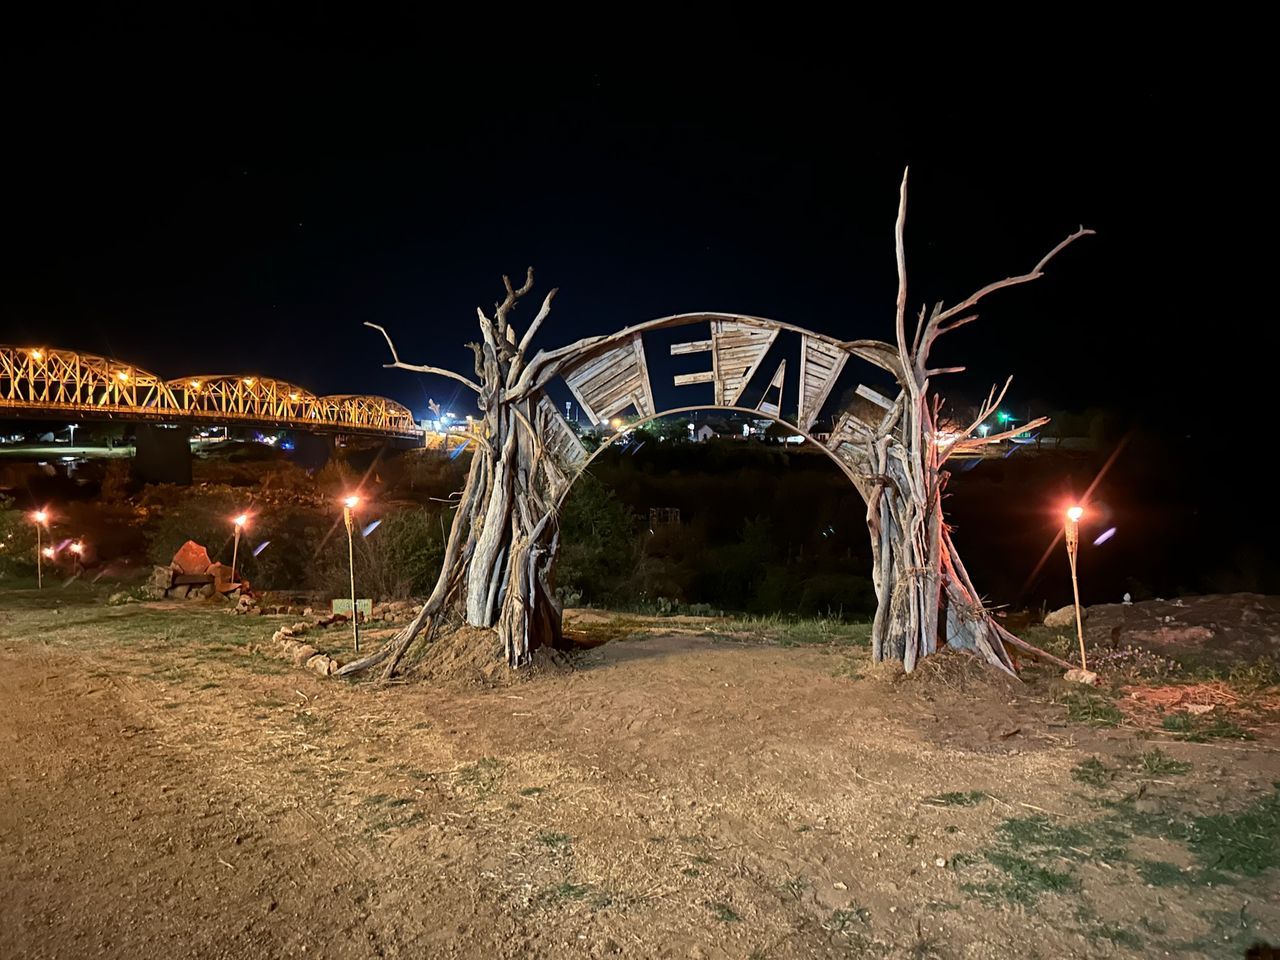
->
[345,172,1089,680]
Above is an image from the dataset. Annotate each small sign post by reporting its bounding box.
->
[332,598,372,621]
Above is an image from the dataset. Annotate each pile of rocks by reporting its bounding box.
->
[269,621,343,677]
[260,601,420,678]
[369,600,418,623]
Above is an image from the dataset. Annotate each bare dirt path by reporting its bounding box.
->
[2,599,1279,958]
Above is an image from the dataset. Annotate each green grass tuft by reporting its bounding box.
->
[1136,748,1191,776]
[536,831,573,849]
[1160,709,1252,742]
[709,901,740,922]
[1071,757,1113,788]
[1056,688,1123,727]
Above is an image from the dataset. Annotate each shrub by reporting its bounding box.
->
[0,504,38,578]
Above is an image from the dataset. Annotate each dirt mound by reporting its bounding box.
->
[1085,593,1280,668]
[406,625,573,684]
[860,647,1022,698]
[911,647,1023,695]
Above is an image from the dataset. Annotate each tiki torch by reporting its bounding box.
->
[231,513,249,583]
[342,495,361,653]
[1065,505,1087,671]
[31,509,48,589]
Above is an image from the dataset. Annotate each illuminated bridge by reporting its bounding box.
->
[0,345,421,440]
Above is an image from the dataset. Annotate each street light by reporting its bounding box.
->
[1065,505,1087,671]
[31,510,49,588]
[231,513,249,584]
[342,495,361,653]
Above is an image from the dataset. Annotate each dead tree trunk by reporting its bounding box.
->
[856,169,1091,671]
[348,271,565,677]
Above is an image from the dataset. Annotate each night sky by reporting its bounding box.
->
[1,22,1268,433]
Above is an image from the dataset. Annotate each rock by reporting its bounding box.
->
[305,654,333,677]
[302,607,314,617]
[1064,668,1099,686]
[1044,605,1083,628]
[172,540,212,575]
[290,621,310,634]
[290,644,318,666]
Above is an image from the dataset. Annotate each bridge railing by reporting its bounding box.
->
[1,346,420,438]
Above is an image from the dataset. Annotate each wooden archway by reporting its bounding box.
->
[347,172,1089,679]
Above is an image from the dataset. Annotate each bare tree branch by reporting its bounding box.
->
[932,226,1095,328]
[516,288,558,356]
[363,322,483,394]
[893,168,911,375]
[953,416,1049,449]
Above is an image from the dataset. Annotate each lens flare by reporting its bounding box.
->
[252,540,271,557]
[361,519,382,538]
[1093,527,1116,546]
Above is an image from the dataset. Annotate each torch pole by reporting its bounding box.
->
[344,505,359,653]
[231,525,241,583]
[36,524,42,590]
[1065,515,1086,671]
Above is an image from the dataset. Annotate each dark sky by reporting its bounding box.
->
[1,19,1269,428]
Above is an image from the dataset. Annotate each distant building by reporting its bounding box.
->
[691,417,732,442]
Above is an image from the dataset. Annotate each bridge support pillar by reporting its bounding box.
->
[132,423,192,485]
[290,432,335,470]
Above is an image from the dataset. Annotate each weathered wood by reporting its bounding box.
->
[357,174,1089,680]
[563,333,655,424]
[798,335,848,430]
[757,359,786,417]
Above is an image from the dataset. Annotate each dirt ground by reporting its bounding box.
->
[2,592,1279,959]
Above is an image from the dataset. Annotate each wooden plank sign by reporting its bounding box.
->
[563,333,656,424]
[332,598,372,620]
[712,320,778,406]
[757,360,786,417]
[797,336,848,430]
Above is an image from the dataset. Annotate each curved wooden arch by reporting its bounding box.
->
[356,177,1090,680]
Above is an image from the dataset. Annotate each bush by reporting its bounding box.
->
[0,504,38,578]
[556,474,639,603]
[306,505,446,601]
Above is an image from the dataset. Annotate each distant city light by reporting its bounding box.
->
[116,370,130,382]
[31,349,43,360]
[69,542,83,555]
